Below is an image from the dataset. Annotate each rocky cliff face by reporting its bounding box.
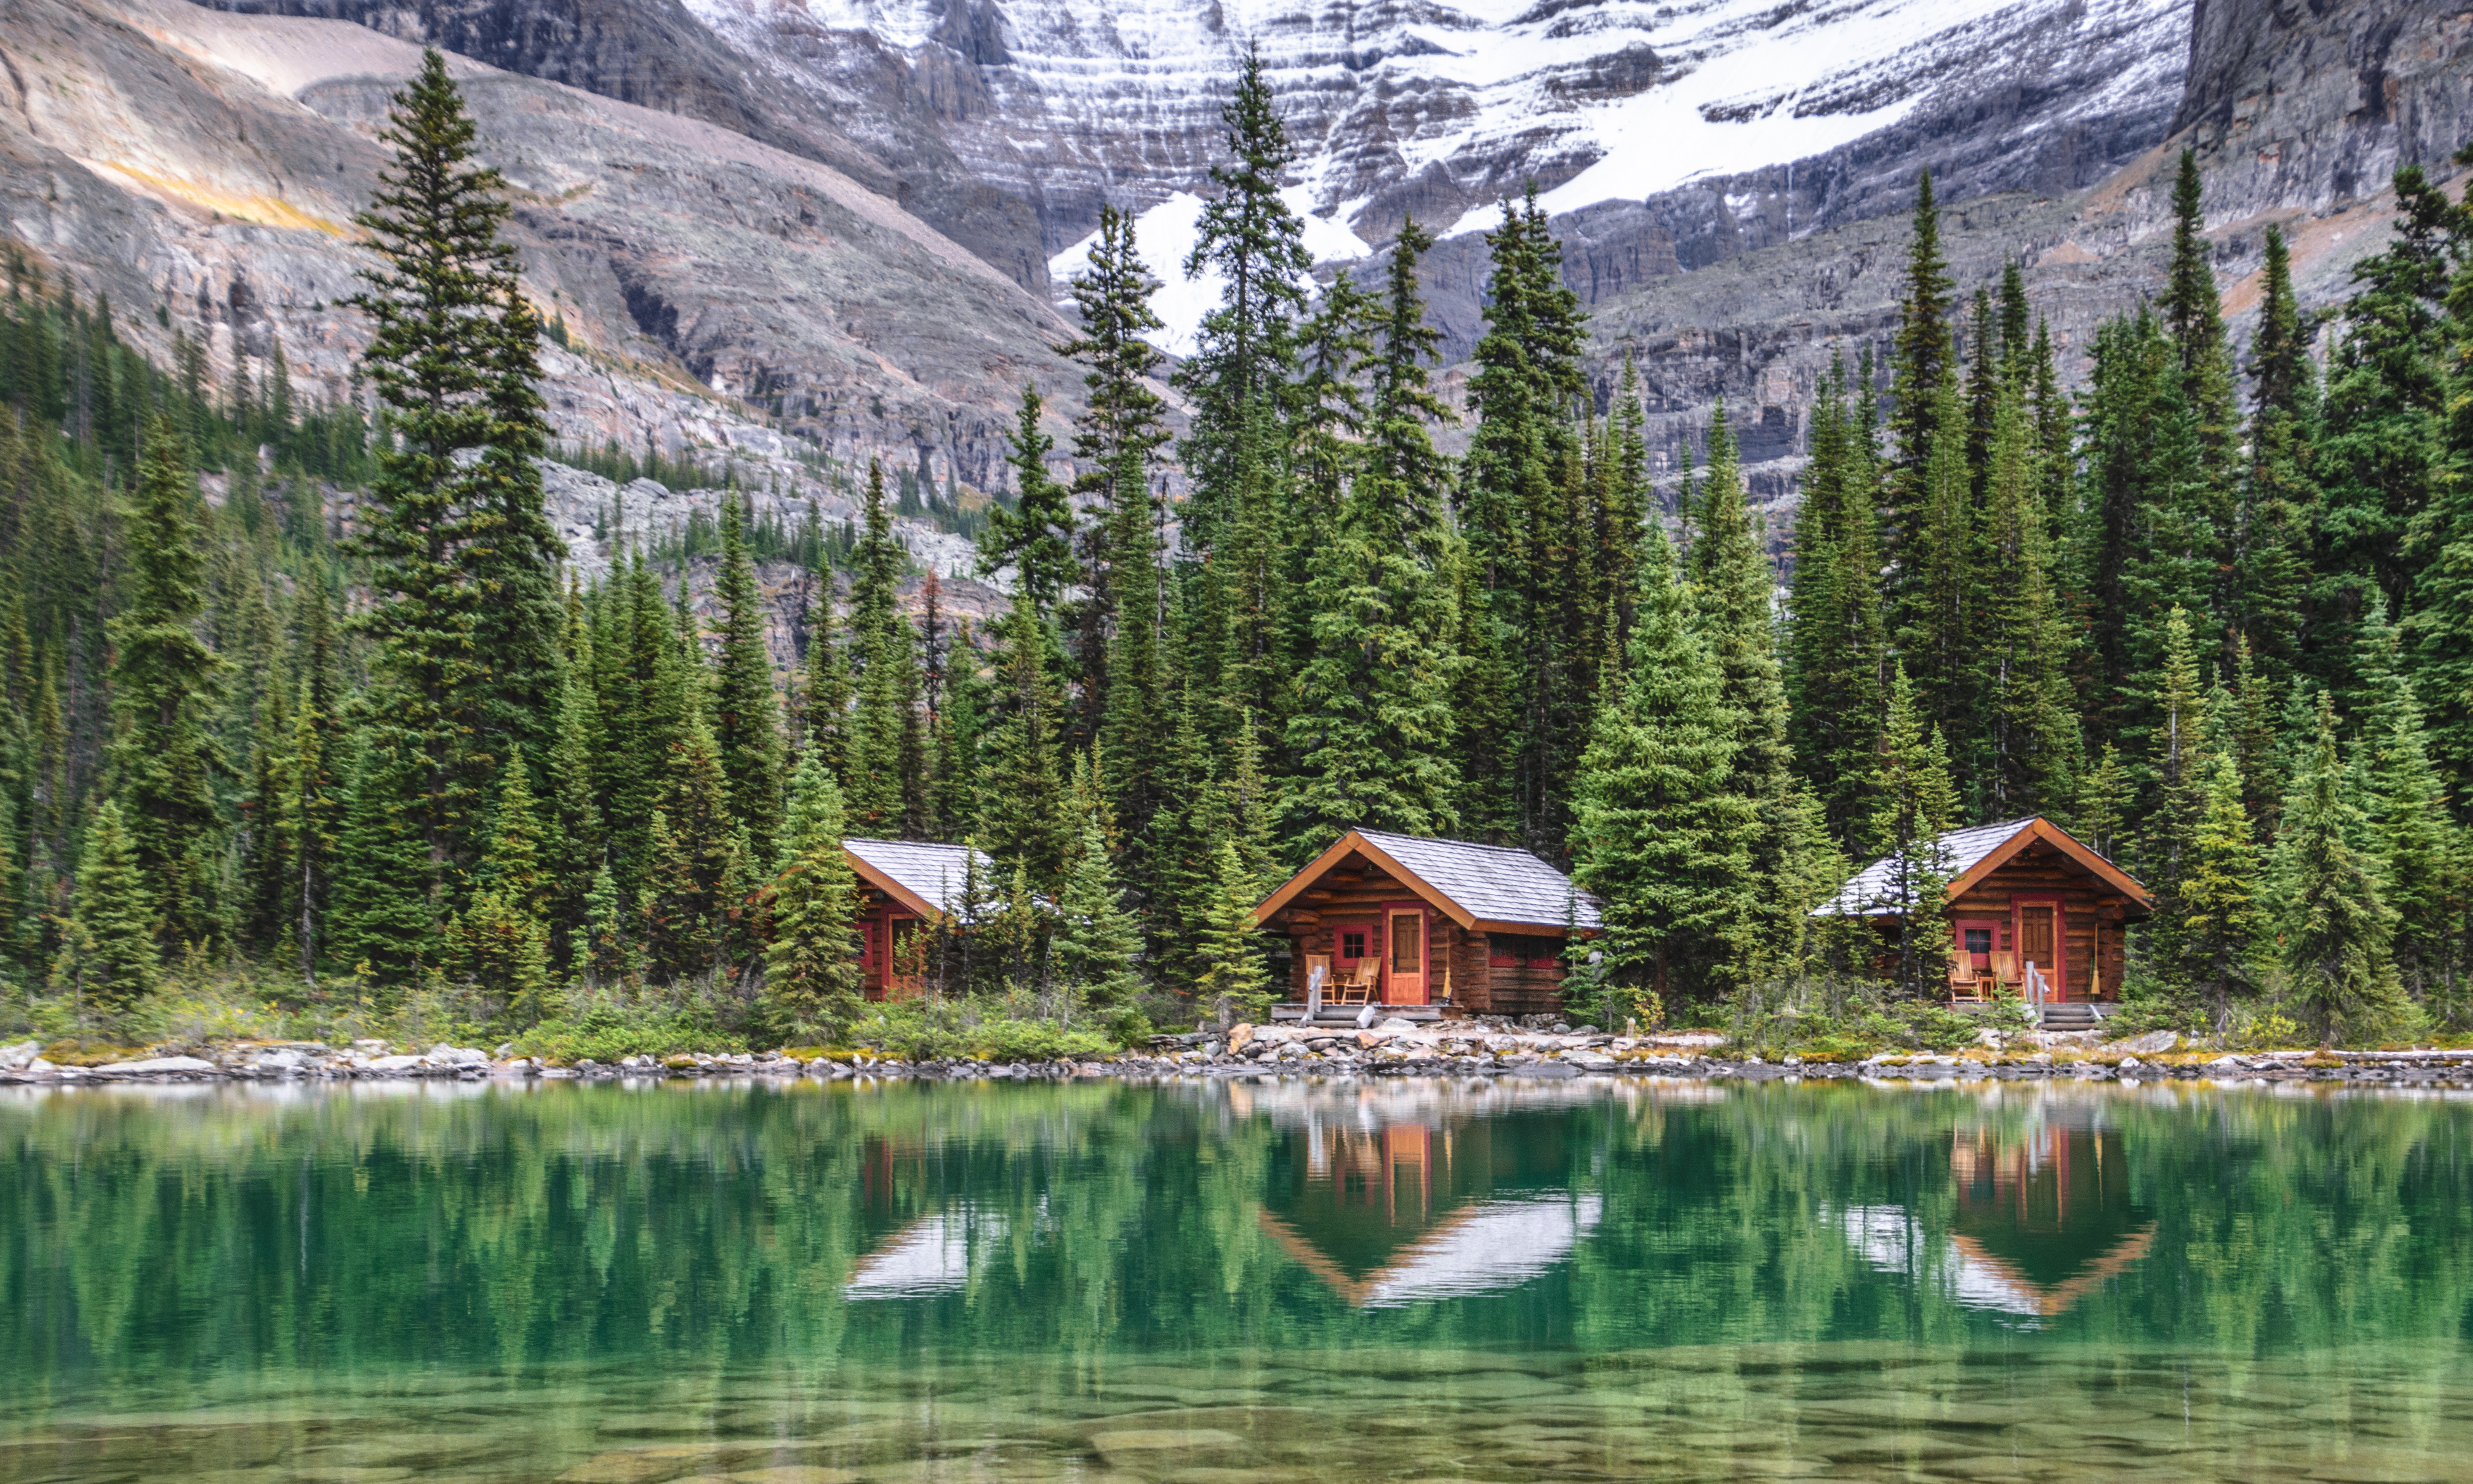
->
[0,0,1093,501]
[2174,0,2473,212]
[193,0,1055,294]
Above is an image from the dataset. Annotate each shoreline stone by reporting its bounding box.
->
[3,1026,2469,1091]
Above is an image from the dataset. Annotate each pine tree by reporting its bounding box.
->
[1786,354,1888,845]
[1979,378,2079,816]
[1686,400,1796,976]
[1174,38,1311,561]
[457,752,556,1023]
[980,385,1076,618]
[51,799,156,1015]
[2133,606,2209,995]
[1193,837,1271,1026]
[1869,662,1959,998]
[327,726,438,990]
[761,750,864,1042]
[2181,747,2266,1030]
[1885,170,1956,599]
[2232,224,2314,689]
[349,50,561,878]
[642,711,743,983]
[799,576,852,786]
[111,414,226,948]
[2356,610,2458,1002]
[1570,526,1757,1006]
[239,680,293,955]
[975,592,1074,892]
[285,677,338,983]
[845,459,913,833]
[712,488,785,859]
[1056,206,1171,750]
[2274,695,2409,1044]
[1052,810,1144,1027]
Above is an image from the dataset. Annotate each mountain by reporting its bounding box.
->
[0,0,1088,509]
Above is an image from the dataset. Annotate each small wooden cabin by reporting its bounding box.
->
[1252,829,1603,1014]
[843,838,996,1000]
[1813,817,2152,1003]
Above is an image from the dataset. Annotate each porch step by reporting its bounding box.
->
[2038,1003,2107,1031]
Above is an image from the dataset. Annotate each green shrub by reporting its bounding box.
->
[511,997,745,1063]
[1891,1001,1983,1053]
[854,1000,1119,1062]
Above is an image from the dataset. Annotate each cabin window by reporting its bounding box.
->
[1489,933,1563,968]
[1962,927,1993,958]
[1339,930,1368,961]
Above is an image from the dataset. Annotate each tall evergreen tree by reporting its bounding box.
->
[2181,746,2267,1030]
[761,750,864,1042]
[457,752,556,1023]
[1571,526,1756,1008]
[2232,224,2314,687]
[327,727,438,989]
[50,799,155,1015]
[1051,810,1145,1029]
[1869,662,1959,998]
[711,488,785,859]
[110,415,226,948]
[348,50,561,880]
[2274,695,2409,1044]
[1885,170,1955,599]
[980,385,1076,618]
[1786,354,1888,845]
[799,577,852,787]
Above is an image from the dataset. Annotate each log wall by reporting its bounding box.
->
[1270,863,1572,1012]
[1945,845,2136,1001]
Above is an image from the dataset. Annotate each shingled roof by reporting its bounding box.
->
[1812,816,2149,917]
[1253,828,1601,933]
[843,839,998,922]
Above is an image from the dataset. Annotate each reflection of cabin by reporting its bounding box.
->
[1251,829,1602,1015]
[843,839,996,1001]
[1812,817,2151,1006]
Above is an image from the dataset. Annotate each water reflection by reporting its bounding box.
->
[1834,1103,2158,1325]
[2,1078,2469,1483]
[1256,1084,1604,1306]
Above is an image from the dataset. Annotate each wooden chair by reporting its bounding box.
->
[1948,956,1986,1004]
[1989,951,2023,994]
[1333,961,1379,1006]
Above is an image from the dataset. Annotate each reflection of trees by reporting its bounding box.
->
[4,1081,2470,1418]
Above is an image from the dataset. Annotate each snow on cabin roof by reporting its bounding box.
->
[1811,817,2049,917]
[842,838,997,919]
[1353,829,1602,931]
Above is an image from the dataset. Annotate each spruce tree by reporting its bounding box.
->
[51,800,156,1015]
[1885,170,1955,595]
[1786,354,1888,846]
[2232,224,2314,689]
[1869,662,1959,998]
[327,727,438,990]
[240,681,293,956]
[111,415,226,949]
[642,711,744,984]
[1570,526,1757,1008]
[2274,695,2409,1044]
[286,678,339,983]
[1056,206,1170,749]
[800,576,852,787]
[349,50,561,877]
[2134,606,2209,994]
[980,385,1076,618]
[761,750,864,1042]
[975,592,1075,892]
[2181,746,2266,1030]
[1052,811,1145,1029]
[712,488,785,859]
[1193,837,1271,1027]
[2356,611,2458,1002]
[1685,400,1796,975]
[457,752,556,1023]
[844,459,914,833]
[1979,379,2079,816]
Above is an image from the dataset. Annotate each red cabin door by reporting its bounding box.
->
[1384,904,1429,1006]
[2013,898,2064,1001]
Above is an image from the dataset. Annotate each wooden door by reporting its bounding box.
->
[2015,901,2062,1001]
[1385,906,1429,1006]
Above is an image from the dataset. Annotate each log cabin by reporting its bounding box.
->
[843,838,996,1001]
[1251,829,1603,1016]
[1812,816,2152,1014]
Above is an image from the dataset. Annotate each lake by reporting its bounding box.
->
[4,1077,2469,1482]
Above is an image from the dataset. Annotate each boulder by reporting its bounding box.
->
[98,1056,219,1075]
[365,1054,427,1073]
[427,1044,489,1066]
[0,1039,41,1070]
[2108,1029,2181,1056]
[1377,1017,1419,1032]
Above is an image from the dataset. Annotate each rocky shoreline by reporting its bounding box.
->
[8,1023,2473,1090]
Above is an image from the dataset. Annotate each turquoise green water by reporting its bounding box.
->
[4,1077,2471,1483]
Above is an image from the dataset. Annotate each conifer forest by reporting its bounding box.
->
[7,50,2473,1057]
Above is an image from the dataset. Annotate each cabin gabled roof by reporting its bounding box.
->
[1252,828,1601,935]
[843,838,997,923]
[1812,816,2151,918]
